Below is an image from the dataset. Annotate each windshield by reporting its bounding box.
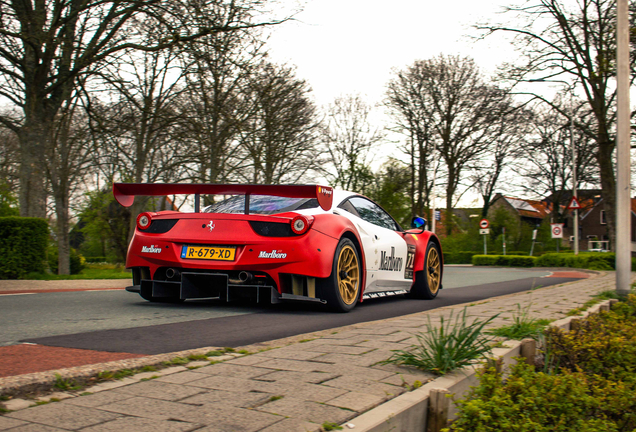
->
[203,195,318,215]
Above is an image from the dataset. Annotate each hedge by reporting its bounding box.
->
[0,217,49,279]
[443,251,476,264]
[473,252,636,271]
[472,254,537,267]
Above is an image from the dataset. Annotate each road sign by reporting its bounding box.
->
[479,219,490,229]
[551,223,564,238]
[567,196,582,210]
[480,228,490,235]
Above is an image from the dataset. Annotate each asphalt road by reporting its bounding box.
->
[0,267,577,354]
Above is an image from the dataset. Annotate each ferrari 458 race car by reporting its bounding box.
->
[113,183,443,312]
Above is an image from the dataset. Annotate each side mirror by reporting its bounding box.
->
[411,216,427,229]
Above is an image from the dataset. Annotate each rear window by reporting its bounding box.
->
[203,196,318,215]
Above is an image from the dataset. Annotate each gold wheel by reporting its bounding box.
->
[426,246,441,294]
[337,245,360,305]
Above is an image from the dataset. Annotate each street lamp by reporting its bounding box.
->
[528,79,578,255]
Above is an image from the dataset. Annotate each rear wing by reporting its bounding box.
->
[113,183,334,212]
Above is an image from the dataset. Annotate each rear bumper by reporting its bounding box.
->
[128,272,325,304]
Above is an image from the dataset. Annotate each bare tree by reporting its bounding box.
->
[46,89,94,274]
[385,67,438,219]
[0,0,290,218]
[389,55,514,235]
[177,27,266,193]
[470,107,529,217]
[237,62,320,184]
[477,0,636,248]
[321,94,384,194]
[513,99,599,221]
[90,45,189,239]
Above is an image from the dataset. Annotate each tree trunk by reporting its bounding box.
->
[55,194,71,275]
[597,137,616,251]
[17,124,49,218]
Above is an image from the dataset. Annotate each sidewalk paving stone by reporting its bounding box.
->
[179,390,272,409]
[255,398,353,425]
[6,403,120,430]
[80,417,202,432]
[96,396,199,420]
[324,391,387,412]
[176,404,283,431]
[1,272,632,431]
[114,380,206,401]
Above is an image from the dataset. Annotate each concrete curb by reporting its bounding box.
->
[341,298,615,432]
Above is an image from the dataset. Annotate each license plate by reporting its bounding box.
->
[181,245,236,261]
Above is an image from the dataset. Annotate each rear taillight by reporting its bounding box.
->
[137,212,152,230]
[291,215,310,235]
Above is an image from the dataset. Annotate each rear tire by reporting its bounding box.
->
[407,241,441,299]
[318,238,361,312]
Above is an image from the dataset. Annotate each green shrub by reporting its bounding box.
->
[472,255,537,267]
[446,363,623,432]
[448,294,636,431]
[444,251,476,264]
[0,217,49,279]
[48,247,86,275]
[84,256,108,263]
[535,252,616,270]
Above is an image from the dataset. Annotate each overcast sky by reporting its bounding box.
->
[264,0,519,205]
[266,0,517,107]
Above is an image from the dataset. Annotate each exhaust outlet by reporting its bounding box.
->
[166,268,180,279]
[238,271,253,283]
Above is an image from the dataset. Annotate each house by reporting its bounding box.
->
[487,193,551,226]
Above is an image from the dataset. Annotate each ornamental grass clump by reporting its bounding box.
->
[381,308,497,376]
[487,303,551,340]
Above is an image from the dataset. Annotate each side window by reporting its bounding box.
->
[349,197,399,231]
[337,199,359,216]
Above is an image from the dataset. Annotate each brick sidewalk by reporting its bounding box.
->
[0,279,129,293]
[0,272,630,432]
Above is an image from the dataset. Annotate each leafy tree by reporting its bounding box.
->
[368,160,411,228]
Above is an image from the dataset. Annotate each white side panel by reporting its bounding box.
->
[335,209,410,291]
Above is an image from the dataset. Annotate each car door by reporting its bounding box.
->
[337,197,411,292]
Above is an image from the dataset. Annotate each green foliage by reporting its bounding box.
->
[487,304,552,340]
[0,181,18,217]
[0,217,49,279]
[53,374,82,391]
[544,295,636,382]
[321,422,343,431]
[48,246,85,275]
[76,188,131,263]
[448,295,636,431]
[443,251,475,264]
[446,363,620,432]
[381,308,497,376]
[368,160,411,228]
[472,255,537,267]
[535,252,619,270]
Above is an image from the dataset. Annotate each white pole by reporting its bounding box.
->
[430,151,441,234]
[616,0,631,295]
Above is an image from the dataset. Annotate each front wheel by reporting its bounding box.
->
[407,241,441,299]
[318,238,361,312]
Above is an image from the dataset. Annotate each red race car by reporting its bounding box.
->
[114,183,443,312]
